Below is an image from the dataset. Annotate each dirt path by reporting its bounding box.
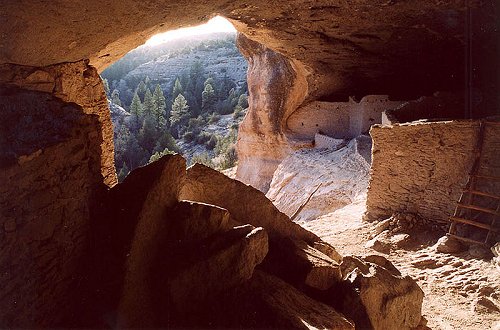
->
[299,197,500,330]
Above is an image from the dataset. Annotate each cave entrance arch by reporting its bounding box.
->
[100,16,249,182]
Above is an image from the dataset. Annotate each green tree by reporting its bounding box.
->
[143,88,154,114]
[202,81,216,114]
[170,94,190,136]
[129,91,143,118]
[138,115,157,152]
[136,80,148,100]
[152,84,167,129]
[172,78,183,99]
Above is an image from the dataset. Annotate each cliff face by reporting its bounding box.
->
[235,35,309,191]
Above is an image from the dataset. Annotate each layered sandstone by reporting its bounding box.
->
[0,62,115,326]
[267,137,371,222]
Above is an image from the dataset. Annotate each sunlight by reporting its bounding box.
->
[146,16,236,46]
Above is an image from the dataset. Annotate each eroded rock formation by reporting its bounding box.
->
[1,0,498,328]
[267,136,372,222]
[79,155,424,328]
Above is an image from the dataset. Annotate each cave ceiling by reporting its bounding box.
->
[0,0,497,100]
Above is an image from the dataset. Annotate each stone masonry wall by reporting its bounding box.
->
[287,95,404,140]
[0,87,104,326]
[0,61,114,326]
[365,120,489,224]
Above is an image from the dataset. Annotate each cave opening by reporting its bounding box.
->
[1,2,500,328]
[100,16,248,182]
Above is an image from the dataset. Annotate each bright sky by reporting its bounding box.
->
[145,16,236,46]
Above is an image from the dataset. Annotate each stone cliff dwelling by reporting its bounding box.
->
[1,1,499,329]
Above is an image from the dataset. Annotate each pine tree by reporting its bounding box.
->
[136,80,148,100]
[202,82,216,113]
[143,88,154,115]
[152,84,167,129]
[129,91,143,118]
[170,94,190,136]
[172,78,183,99]
[138,115,157,152]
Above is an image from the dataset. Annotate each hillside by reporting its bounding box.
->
[102,32,247,107]
[102,32,249,181]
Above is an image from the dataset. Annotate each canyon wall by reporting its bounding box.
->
[365,120,500,225]
[0,62,114,326]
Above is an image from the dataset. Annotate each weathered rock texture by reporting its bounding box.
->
[337,255,424,330]
[0,87,104,326]
[0,61,116,186]
[0,0,496,327]
[1,1,496,112]
[106,157,423,328]
[181,163,322,245]
[267,137,371,222]
[235,35,308,191]
[365,120,500,225]
[0,62,116,327]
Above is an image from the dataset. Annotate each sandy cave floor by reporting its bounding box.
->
[298,196,500,330]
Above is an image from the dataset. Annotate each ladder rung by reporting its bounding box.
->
[472,174,500,181]
[456,203,500,215]
[449,216,497,232]
[463,190,500,200]
[446,233,487,246]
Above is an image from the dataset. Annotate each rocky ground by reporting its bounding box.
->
[300,197,500,330]
[260,137,500,329]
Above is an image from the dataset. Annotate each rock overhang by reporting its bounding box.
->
[0,1,497,104]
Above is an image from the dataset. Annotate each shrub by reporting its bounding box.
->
[191,152,215,168]
[206,134,218,150]
[183,131,195,142]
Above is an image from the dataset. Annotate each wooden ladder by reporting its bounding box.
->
[448,121,500,246]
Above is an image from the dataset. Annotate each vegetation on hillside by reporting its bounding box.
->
[101,33,248,182]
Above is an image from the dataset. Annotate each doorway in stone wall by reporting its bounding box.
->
[100,16,249,182]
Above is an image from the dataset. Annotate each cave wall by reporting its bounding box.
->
[0,88,103,326]
[0,62,113,326]
[365,120,500,224]
[0,61,117,186]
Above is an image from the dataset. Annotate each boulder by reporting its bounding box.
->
[231,270,355,329]
[262,237,342,291]
[433,235,465,254]
[180,163,341,259]
[166,224,269,326]
[338,255,424,330]
[117,198,269,328]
